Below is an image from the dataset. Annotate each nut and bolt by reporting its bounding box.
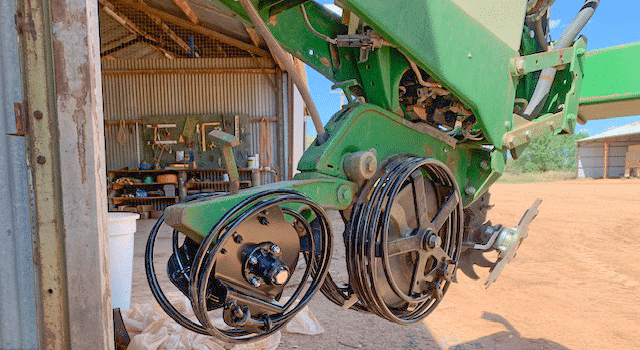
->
[232,306,244,319]
[258,216,269,226]
[248,256,258,265]
[480,160,490,171]
[249,277,261,288]
[34,110,43,120]
[365,157,376,172]
[270,244,281,254]
[516,59,525,74]
[427,234,441,249]
[484,226,495,236]
[465,186,476,196]
[36,156,46,164]
[233,234,243,244]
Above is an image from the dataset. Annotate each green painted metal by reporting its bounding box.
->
[164,175,358,240]
[579,43,640,106]
[341,0,519,148]
[297,103,494,205]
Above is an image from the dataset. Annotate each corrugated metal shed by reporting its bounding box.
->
[98,0,310,185]
[102,57,283,183]
[577,122,640,178]
[0,0,39,348]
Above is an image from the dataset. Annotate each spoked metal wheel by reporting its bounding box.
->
[346,155,464,324]
[146,190,332,343]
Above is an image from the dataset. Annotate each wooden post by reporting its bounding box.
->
[603,140,609,179]
[18,0,114,348]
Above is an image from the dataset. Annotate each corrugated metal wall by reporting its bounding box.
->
[577,136,640,178]
[0,0,39,347]
[102,57,281,182]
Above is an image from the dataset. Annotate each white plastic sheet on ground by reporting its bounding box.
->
[284,306,324,335]
[122,292,324,350]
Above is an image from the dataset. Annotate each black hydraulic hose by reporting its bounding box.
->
[522,0,600,120]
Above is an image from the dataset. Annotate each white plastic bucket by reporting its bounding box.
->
[107,212,139,310]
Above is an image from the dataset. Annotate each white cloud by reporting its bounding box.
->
[324,4,343,16]
[549,19,561,29]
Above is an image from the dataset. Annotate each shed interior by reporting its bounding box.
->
[98,0,308,216]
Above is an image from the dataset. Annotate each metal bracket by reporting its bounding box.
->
[7,102,27,136]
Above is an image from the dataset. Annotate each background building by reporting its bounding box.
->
[577,122,640,178]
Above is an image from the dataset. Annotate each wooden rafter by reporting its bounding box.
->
[100,33,137,55]
[171,0,199,24]
[99,0,174,59]
[120,0,269,57]
[144,11,200,57]
[243,22,286,71]
[243,23,262,48]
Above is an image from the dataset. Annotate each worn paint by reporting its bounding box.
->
[0,0,39,347]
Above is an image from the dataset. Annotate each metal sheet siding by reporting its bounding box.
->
[577,137,640,178]
[0,0,39,348]
[102,58,280,176]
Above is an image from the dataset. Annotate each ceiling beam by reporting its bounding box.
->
[120,0,269,57]
[243,23,262,48]
[100,33,138,56]
[144,11,200,57]
[99,0,174,59]
[171,0,200,24]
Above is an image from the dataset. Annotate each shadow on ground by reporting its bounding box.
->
[447,312,569,350]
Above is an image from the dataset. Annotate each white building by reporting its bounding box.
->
[577,122,640,178]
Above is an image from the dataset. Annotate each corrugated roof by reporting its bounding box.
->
[578,122,640,142]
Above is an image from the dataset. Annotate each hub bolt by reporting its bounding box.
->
[248,256,258,265]
[270,244,281,254]
[249,277,261,288]
[427,234,442,249]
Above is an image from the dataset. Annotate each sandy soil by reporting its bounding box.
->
[131,179,640,349]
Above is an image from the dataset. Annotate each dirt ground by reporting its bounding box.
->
[130,178,640,349]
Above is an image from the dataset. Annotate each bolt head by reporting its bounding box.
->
[249,277,261,287]
[248,256,258,265]
[429,235,438,248]
[270,244,281,254]
[465,186,476,196]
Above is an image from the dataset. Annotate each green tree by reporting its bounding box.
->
[508,132,588,173]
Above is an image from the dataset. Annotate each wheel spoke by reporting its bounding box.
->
[431,191,459,231]
[427,246,452,263]
[409,252,428,296]
[411,171,430,227]
[387,234,422,256]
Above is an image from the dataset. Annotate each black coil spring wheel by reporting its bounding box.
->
[145,190,332,343]
[345,155,464,324]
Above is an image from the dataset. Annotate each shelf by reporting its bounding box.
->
[113,182,178,187]
[108,169,181,174]
[187,181,252,186]
[111,196,178,201]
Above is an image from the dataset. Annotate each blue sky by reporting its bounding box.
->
[304,1,640,138]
